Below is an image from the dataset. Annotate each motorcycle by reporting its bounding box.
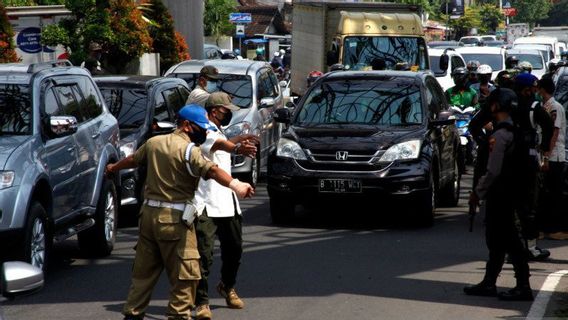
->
[450,105,477,171]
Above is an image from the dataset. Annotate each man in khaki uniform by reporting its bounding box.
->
[106,104,254,320]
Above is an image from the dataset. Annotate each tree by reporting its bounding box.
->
[0,4,19,62]
[478,4,503,34]
[539,0,568,26]
[511,0,551,26]
[204,0,235,45]
[446,6,481,40]
[147,0,189,74]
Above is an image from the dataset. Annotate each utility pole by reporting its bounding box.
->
[162,0,204,60]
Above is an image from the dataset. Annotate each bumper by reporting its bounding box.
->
[119,169,140,207]
[267,155,431,204]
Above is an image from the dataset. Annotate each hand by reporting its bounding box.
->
[105,163,115,178]
[239,141,257,159]
[240,134,260,145]
[469,191,479,207]
[229,179,255,199]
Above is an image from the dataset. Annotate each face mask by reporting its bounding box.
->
[217,110,233,126]
[206,81,218,93]
[189,127,207,144]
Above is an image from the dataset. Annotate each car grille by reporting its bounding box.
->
[301,149,389,172]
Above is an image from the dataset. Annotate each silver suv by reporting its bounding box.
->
[0,61,120,271]
[165,59,285,186]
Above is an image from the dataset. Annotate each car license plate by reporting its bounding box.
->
[319,179,362,193]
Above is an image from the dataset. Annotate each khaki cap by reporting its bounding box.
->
[200,65,220,80]
[206,92,239,111]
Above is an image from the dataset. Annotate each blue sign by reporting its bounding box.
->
[229,13,252,24]
[16,27,54,54]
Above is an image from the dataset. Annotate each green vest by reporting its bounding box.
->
[446,87,478,108]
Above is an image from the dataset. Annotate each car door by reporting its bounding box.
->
[425,77,455,179]
[256,68,280,161]
[40,79,81,219]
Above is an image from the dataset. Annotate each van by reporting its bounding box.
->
[513,36,562,60]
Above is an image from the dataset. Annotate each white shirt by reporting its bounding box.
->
[194,123,241,217]
[186,86,210,107]
[544,97,566,162]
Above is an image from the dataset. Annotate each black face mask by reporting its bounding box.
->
[217,110,233,127]
[189,127,207,144]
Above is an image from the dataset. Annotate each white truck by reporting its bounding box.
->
[506,23,529,45]
[290,1,428,96]
[532,26,568,45]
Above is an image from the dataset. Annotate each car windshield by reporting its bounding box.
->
[460,53,503,71]
[342,36,429,71]
[0,84,32,135]
[175,73,253,108]
[296,78,423,127]
[460,38,480,45]
[99,87,148,128]
[511,53,544,69]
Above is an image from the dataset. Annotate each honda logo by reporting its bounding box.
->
[336,151,348,161]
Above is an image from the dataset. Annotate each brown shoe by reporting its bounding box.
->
[547,232,568,240]
[217,282,245,309]
[195,304,212,320]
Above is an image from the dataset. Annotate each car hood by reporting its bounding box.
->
[0,136,31,169]
[286,125,425,151]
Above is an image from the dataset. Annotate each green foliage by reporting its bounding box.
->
[478,4,503,34]
[446,6,480,40]
[0,4,19,62]
[511,0,551,25]
[146,0,186,73]
[204,0,235,44]
[538,0,568,26]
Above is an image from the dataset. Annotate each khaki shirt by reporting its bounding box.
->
[133,129,216,202]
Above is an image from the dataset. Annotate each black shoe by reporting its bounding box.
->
[529,247,550,261]
[497,286,534,301]
[464,281,497,296]
[124,315,144,320]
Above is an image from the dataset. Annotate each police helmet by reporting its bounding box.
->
[506,55,519,69]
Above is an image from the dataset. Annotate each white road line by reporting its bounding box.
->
[526,270,568,320]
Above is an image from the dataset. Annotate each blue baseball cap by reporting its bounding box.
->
[177,105,217,131]
[515,72,538,88]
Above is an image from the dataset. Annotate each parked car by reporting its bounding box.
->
[204,44,223,60]
[506,48,547,79]
[267,71,461,226]
[459,36,483,47]
[480,35,498,42]
[164,59,285,186]
[428,48,466,91]
[428,40,462,50]
[455,46,506,80]
[94,75,191,211]
[0,61,121,271]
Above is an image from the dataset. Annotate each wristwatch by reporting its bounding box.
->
[233,142,242,154]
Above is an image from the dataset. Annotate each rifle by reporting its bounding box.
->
[469,192,478,232]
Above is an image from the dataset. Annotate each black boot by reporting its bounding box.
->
[463,281,497,297]
[497,286,534,301]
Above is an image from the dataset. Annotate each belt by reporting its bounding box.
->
[144,199,186,211]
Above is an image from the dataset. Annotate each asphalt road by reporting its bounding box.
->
[3,171,568,320]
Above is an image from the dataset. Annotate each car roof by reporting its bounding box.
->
[428,48,462,57]
[166,59,270,76]
[455,46,505,54]
[0,60,90,83]
[514,36,557,44]
[506,48,542,55]
[321,70,429,82]
[93,75,185,87]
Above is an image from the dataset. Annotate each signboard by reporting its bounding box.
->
[236,24,245,38]
[16,27,43,53]
[502,1,512,8]
[229,12,252,24]
[503,7,517,16]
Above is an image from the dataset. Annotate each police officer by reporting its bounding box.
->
[465,88,533,301]
[106,105,254,320]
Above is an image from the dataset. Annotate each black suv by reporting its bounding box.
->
[268,71,461,226]
[94,75,191,212]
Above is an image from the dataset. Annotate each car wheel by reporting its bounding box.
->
[439,158,461,207]
[414,173,435,227]
[20,202,50,272]
[240,149,260,187]
[78,178,117,257]
[269,194,295,224]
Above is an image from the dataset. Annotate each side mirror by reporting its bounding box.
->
[152,121,176,135]
[259,97,275,109]
[279,80,288,88]
[326,50,339,66]
[273,107,291,124]
[49,116,77,137]
[439,54,449,72]
[2,261,44,298]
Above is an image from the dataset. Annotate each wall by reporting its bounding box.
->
[162,0,203,60]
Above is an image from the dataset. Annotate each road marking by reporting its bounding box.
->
[526,270,568,320]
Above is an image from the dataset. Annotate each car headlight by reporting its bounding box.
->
[0,171,15,189]
[276,138,307,160]
[224,121,252,138]
[379,140,421,163]
[119,141,137,159]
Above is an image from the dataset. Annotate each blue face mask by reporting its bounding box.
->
[206,81,218,93]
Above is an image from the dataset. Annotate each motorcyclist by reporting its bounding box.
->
[306,70,323,88]
[445,67,479,110]
[466,60,480,87]
[518,61,533,74]
[471,64,495,104]
[506,55,520,70]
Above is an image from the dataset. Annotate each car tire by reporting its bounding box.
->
[240,149,260,187]
[78,178,117,257]
[414,173,435,227]
[439,158,461,207]
[19,201,50,272]
[269,194,295,224]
